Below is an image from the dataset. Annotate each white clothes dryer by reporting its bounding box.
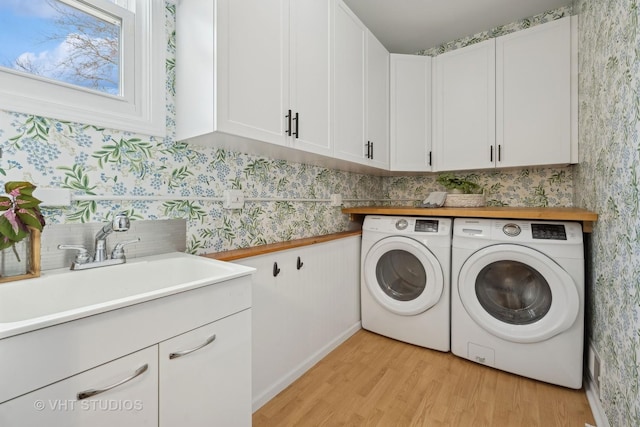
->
[361,216,452,351]
[451,218,584,388]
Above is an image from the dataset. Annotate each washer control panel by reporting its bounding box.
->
[363,216,451,238]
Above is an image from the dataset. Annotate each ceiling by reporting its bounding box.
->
[342,0,572,54]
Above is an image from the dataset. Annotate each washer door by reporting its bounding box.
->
[364,236,444,316]
[457,244,579,343]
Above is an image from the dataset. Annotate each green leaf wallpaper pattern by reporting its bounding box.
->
[574,0,640,425]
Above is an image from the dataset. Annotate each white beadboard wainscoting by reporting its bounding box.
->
[235,235,362,412]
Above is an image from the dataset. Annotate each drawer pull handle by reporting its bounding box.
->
[297,256,304,270]
[169,334,217,360]
[77,364,148,400]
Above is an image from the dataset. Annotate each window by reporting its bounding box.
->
[0,0,165,136]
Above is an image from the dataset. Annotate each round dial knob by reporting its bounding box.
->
[503,223,521,237]
[395,219,409,230]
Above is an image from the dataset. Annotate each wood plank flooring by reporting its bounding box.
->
[253,330,595,427]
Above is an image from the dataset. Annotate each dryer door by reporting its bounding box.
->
[457,244,579,343]
[364,236,444,316]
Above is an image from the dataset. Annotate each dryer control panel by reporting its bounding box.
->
[531,223,567,240]
[414,219,439,233]
[452,218,582,244]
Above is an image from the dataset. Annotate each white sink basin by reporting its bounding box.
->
[0,252,254,338]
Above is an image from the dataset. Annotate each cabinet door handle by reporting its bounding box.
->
[292,112,299,138]
[285,110,292,137]
[365,141,374,159]
[273,262,281,277]
[296,256,304,270]
[428,151,432,166]
[169,334,217,360]
[490,145,494,162]
[77,364,149,400]
[498,144,502,162]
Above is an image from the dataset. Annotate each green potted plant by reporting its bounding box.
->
[436,173,485,207]
[0,181,45,268]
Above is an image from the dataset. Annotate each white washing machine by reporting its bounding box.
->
[451,218,584,388]
[361,215,452,351]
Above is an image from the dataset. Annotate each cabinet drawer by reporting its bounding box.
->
[0,346,158,427]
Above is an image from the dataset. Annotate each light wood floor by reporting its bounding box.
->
[253,330,596,427]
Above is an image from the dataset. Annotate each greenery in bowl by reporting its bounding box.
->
[0,182,46,259]
[436,173,484,194]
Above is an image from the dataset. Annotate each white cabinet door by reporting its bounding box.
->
[0,347,158,427]
[366,31,390,169]
[159,310,251,427]
[289,0,333,156]
[434,38,495,172]
[238,236,361,411]
[176,0,289,146]
[496,16,572,167]
[333,0,367,165]
[390,54,433,171]
[238,252,303,410]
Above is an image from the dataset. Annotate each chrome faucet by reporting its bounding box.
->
[58,213,140,270]
[94,213,130,262]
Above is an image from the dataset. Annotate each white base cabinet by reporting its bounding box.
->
[0,346,159,427]
[0,275,253,427]
[236,235,361,411]
[159,310,251,427]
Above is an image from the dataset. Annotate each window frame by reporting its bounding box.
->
[0,0,166,137]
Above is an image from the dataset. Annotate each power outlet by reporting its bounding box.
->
[587,342,602,398]
[223,189,244,209]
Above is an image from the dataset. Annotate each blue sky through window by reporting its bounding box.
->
[0,0,120,94]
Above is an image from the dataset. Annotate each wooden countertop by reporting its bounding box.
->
[341,206,599,232]
[202,230,362,261]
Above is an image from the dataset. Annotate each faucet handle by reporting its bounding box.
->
[111,238,140,260]
[58,244,92,264]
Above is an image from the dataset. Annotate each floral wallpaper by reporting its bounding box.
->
[383,167,574,207]
[0,2,574,257]
[417,6,573,56]
[573,0,640,425]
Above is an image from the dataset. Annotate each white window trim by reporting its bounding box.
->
[0,0,166,137]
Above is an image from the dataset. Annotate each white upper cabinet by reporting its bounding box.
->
[433,38,496,172]
[365,31,390,169]
[176,0,288,145]
[333,0,390,170]
[333,0,368,165]
[496,16,573,167]
[176,0,332,156]
[434,17,576,172]
[288,0,333,156]
[390,54,433,172]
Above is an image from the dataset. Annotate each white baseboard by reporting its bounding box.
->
[252,322,362,412]
[585,373,609,427]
